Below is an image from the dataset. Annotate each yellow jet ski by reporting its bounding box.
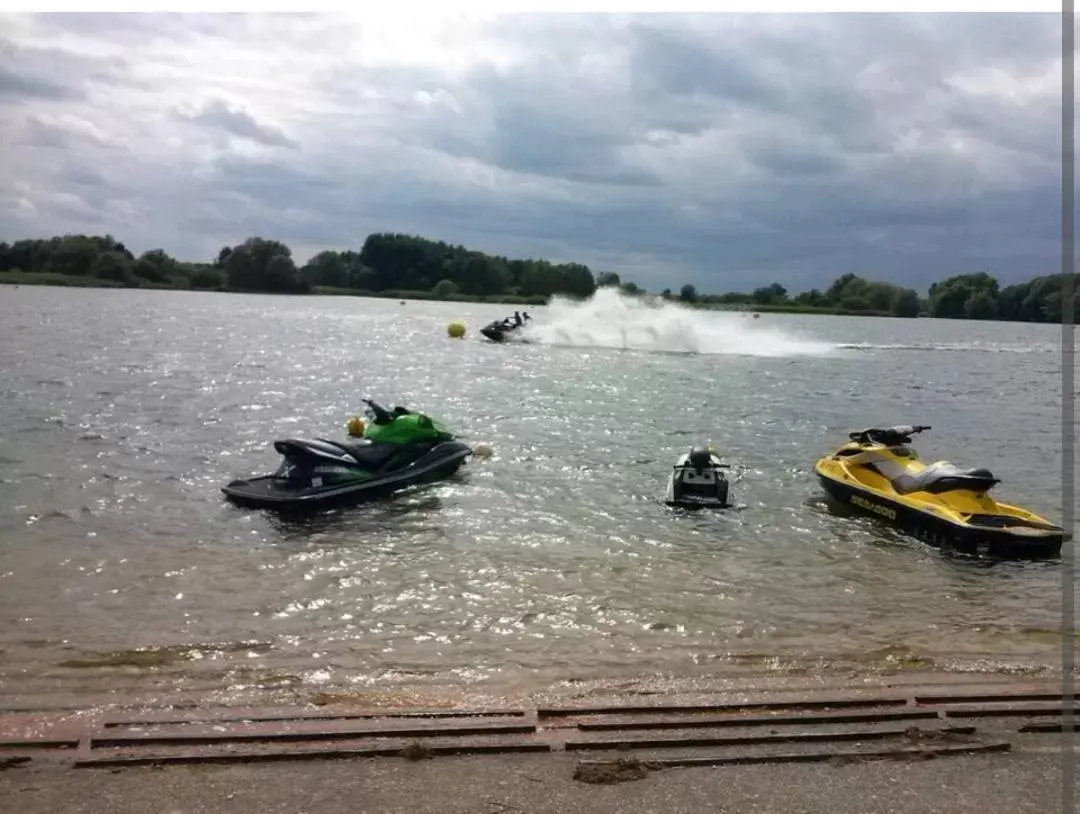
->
[814,425,1068,559]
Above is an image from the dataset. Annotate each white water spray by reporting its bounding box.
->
[519,288,837,357]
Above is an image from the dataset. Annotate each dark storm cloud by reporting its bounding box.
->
[0,12,1066,294]
[319,55,664,188]
[625,20,785,113]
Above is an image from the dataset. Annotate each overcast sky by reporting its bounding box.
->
[0,12,1064,294]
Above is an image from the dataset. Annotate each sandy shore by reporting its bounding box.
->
[2,672,1077,813]
[2,747,1076,814]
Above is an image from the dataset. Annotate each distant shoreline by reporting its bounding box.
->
[3,270,1073,324]
[4,230,1073,324]
[0,270,910,318]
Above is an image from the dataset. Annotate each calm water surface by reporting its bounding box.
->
[0,286,1074,712]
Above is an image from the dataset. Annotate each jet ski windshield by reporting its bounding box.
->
[361,399,453,445]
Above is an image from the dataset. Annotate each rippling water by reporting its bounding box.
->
[0,286,1074,712]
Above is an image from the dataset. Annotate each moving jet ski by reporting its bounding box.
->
[221,399,473,512]
[665,445,733,509]
[480,312,532,343]
[814,424,1068,559]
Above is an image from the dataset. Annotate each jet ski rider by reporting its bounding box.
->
[497,311,532,330]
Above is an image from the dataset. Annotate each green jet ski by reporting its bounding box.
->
[222,399,473,512]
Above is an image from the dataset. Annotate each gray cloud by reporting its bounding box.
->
[0,38,132,105]
[25,11,232,43]
[0,41,90,104]
[21,113,128,151]
[0,12,1066,295]
[177,97,298,149]
[0,63,81,103]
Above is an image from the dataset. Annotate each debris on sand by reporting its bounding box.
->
[573,757,653,784]
[399,741,433,761]
[903,726,973,745]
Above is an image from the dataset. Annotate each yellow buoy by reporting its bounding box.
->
[473,442,493,459]
[346,416,366,437]
[447,320,466,339]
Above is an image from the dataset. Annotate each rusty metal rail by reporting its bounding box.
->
[0,686,1075,770]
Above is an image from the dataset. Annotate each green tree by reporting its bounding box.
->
[89,250,137,284]
[964,290,998,319]
[301,250,349,288]
[751,282,787,305]
[928,272,1000,319]
[224,237,308,293]
[189,265,224,289]
[432,278,458,298]
[862,282,895,311]
[43,236,99,277]
[794,288,826,307]
[825,273,861,302]
[997,273,1078,323]
[839,295,870,311]
[890,288,920,318]
[133,249,178,284]
[679,283,698,302]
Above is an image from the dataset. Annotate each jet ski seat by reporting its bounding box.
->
[331,440,407,470]
[890,461,1000,495]
[278,438,402,471]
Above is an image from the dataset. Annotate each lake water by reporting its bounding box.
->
[0,285,1074,713]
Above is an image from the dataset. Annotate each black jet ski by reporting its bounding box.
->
[221,399,473,512]
[815,424,1069,559]
[665,445,733,509]
[480,312,532,343]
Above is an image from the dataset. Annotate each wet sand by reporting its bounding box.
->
[2,747,1076,814]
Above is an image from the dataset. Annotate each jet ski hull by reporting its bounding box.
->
[222,441,472,512]
[815,461,1067,560]
[665,449,732,509]
[480,324,509,342]
[480,319,531,343]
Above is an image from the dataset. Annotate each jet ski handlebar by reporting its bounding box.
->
[362,398,418,425]
[848,425,931,444]
[361,398,391,423]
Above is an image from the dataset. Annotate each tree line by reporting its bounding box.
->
[0,231,1075,323]
[0,232,594,304]
[582,268,1076,323]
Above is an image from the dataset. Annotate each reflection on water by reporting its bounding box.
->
[0,287,1072,712]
